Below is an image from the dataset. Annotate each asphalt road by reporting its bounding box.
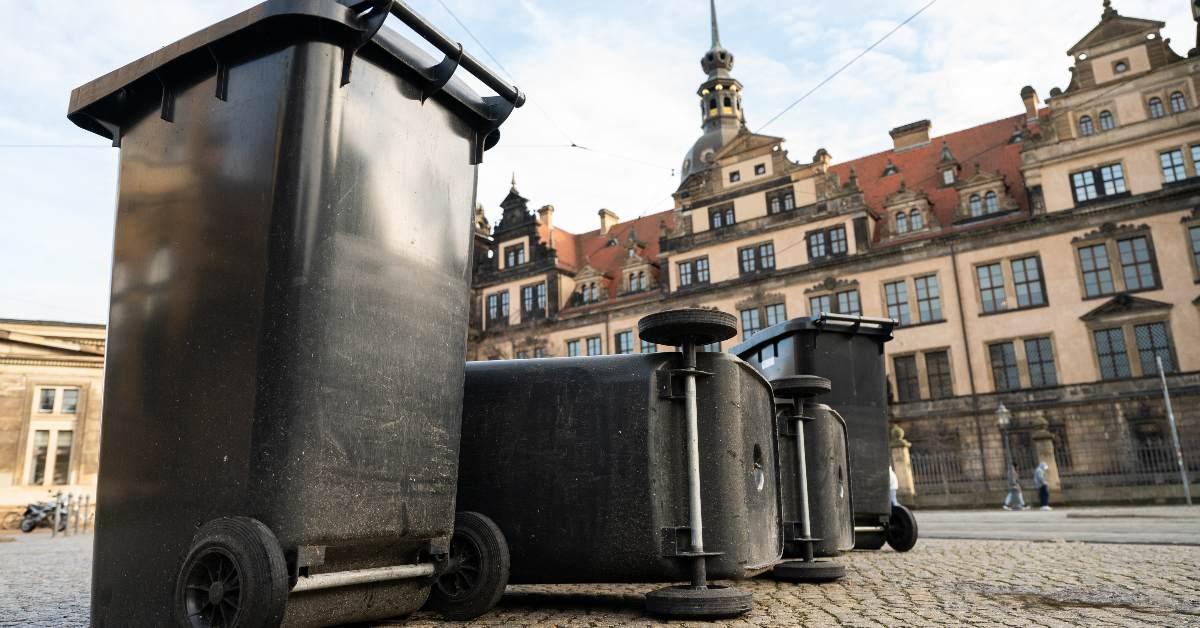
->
[917,505,1200,545]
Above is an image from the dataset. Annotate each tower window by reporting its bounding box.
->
[1170,91,1188,113]
[1078,115,1094,137]
[722,96,732,112]
[1099,110,1115,130]
[1148,97,1165,119]
[754,163,766,175]
[729,171,741,183]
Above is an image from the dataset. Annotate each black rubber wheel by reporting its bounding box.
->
[173,517,288,628]
[428,511,510,621]
[19,518,36,533]
[771,375,832,398]
[886,505,919,553]
[854,530,886,551]
[771,559,846,583]
[645,584,752,619]
[638,308,738,347]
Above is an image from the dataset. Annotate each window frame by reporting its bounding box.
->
[883,279,911,326]
[1098,110,1115,130]
[566,339,581,357]
[585,336,603,356]
[924,350,954,399]
[486,290,510,324]
[728,170,741,183]
[892,354,921,403]
[913,274,942,323]
[614,330,634,355]
[1160,148,1188,183]
[975,262,1007,314]
[1148,97,1165,119]
[1010,255,1048,309]
[520,281,547,319]
[1023,336,1058,388]
[738,241,776,276]
[1086,315,1177,380]
[754,163,767,176]
[1069,162,1127,205]
[708,203,736,229]
[988,341,1022,392]
[1078,115,1094,137]
[1169,91,1188,114]
[1074,229,1161,299]
[25,386,81,487]
[503,243,526,268]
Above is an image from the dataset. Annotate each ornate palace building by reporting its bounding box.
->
[468,2,1200,504]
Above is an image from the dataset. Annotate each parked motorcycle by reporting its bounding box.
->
[20,498,66,533]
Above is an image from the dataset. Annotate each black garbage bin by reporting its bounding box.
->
[456,350,781,615]
[69,2,522,626]
[732,314,917,553]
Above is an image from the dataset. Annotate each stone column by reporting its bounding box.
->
[1031,416,1061,491]
[890,425,916,502]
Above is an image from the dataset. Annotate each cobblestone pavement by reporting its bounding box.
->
[3,531,1199,626]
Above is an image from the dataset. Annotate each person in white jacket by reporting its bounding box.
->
[1033,462,1052,511]
[889,466,900,507]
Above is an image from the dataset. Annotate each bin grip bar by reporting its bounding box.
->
[290,563,436,593]
[814,312,896,334]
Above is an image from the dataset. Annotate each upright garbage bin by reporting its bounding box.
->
[69,2,523,626]
[732,314,917,553]
[455,311,781,619]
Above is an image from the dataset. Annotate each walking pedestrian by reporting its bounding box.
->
[1002,463,1026,510]
[1034,461,1052,510]
[889,466,900,507]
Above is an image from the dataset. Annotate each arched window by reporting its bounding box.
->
[895,212,909,234]
[638,271,647,291]
[1099,110,1115,130]
[909,209,924,231]
[1170,91,1187,113]
[985,191,999,213]
[708,98,718,115]
[629,272,636,291]
[1149,97,1165,119]
[969,194,982,217]
[1078,115,1094,137]
[722,96,732,112]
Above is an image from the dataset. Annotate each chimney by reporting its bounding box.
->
[1020,85,1039,122]
[889,120,932,151]
[538,205,555,248]
[598,208,620,235]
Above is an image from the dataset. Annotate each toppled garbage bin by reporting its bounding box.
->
[69,1,522,626]
[456,311,781,619]
[732,314,918,553]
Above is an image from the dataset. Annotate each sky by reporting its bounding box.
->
[0,0,1192,324]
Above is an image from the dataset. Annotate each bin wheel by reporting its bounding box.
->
[638,308,738,347]
[771,559,846,583]
[854,530,886,550]
[771,375,832,397]
[886,505,919,553]
[645,584,752,619]
[428,511,510,621]
[173,517,288,628]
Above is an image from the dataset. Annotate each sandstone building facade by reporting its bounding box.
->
[468,2,1200,501]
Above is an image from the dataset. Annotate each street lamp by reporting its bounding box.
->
[997,402,1013,474]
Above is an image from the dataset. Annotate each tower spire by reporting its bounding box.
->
[709,0,720,48]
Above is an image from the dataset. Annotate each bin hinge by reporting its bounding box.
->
[154,71,175,123]
[657,367,713,400]
[660,527,723,559]
[341,0,393,86]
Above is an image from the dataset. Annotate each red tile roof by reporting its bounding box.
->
[553,211,675,312]
[828,113,1030,242]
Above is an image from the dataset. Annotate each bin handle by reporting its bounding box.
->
[814,312,896,334]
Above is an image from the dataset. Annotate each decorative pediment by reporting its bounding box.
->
[0,329,105,357]
[712,129,785,163]
[735,288,786,311]
[1067,4,1164,56]
[1071,222,1149,243]
[958,163,1004,189]
[574,261,608,281]
[883,180,929,209]
[805,276,859,295]
[1080,293,1172,321]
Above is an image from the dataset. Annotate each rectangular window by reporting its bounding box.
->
[893,356,921,402]
[884,281,911,325]
[533,348,546,358]
[1094,327,1131,380]
[1024,337,1058,388]
[914,275,942,323]
[709,204,735,229]
[38,389,55,413]
[1070,163,1126,204]
[807,231,827,259]
[759,243,775,270]
[738,243,775,275]
[1191,144,1200,170]
[754,163,766,175]
[837,290,862,316]
[1190,225,1200,272]
[676,257,710,289]
[1134,322,1173,374]
[586,336,602,356]
[51,430,72,485]
[61,389,79,414]
[487,291,509,321]
[739,247,756,274]
[925,351,953,399]
[30,430,49,484]
[515,350,529,359]
[828,226,847,255]
[988,342,1021,392]
[521,283,546,316]
[766,188,795,214]
[809,295,832,316]
[1161,149,1187,183]
[976,263,1006,313]
[695,258,710,283]
[729,171,741,183]
[765,303,787,327]
[1117,236,1156,291]
[1011,256,1046,308]
[678,261,693,287]
[641,339,657,354]
[567,339,580,357]
[1078,244,1115,297]
[504,244,526,267]
[740,308,762,340]
[614,331,634,355]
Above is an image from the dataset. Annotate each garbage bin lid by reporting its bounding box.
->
[730,313,895,358]
[68,0,520,161]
